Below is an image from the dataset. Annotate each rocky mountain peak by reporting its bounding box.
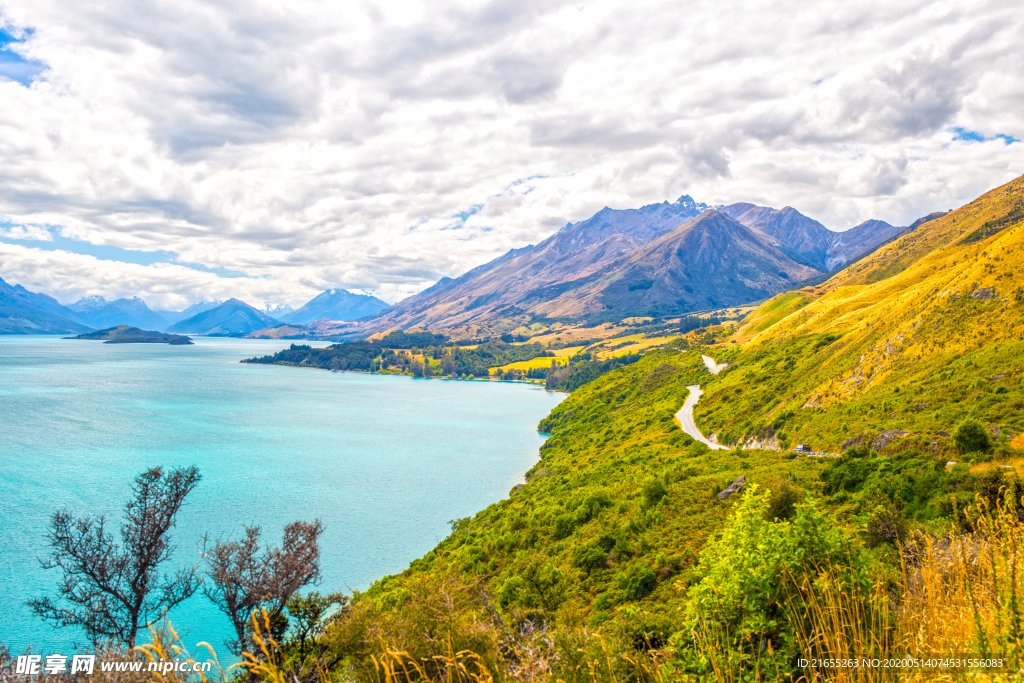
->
[674,194,699,208]
[73,294,108,308]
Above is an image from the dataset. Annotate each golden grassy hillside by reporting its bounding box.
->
[696,174,1024,452]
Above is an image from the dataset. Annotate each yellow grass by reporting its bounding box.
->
[591,335,677,359]
[785,498,1024,683]
[720,174,1024,412]
[970,457,1024,478]
[527,323,622,346]
[490,357,567,373]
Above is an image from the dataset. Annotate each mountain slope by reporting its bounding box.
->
[719,203,904,271]
[283,289,389,324]
[0,277,92,334]
[719,203,834,269]
[694,173,1024,451]
[166,299,280,335]
[825,219,905,271]
[362,196,711,333]
[69,296,168,330]
[362,196,905,335]
[158,301,224,326]
[540,211,820,319]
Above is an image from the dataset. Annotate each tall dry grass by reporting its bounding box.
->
[12,496,1024,683]
[780,496,1024,683]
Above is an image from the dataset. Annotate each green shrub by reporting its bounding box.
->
[953,418,991,454]
[620,564,658,600]
[863,504,908,548]
[765,484,801,521]
[641,477,669,508]
[574,535,615,572]
[553,513,576,539]
[679,487,871,675]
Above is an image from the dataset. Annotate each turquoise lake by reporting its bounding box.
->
[0,336,564,655]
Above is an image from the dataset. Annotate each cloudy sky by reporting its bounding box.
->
[0,0,1021,310]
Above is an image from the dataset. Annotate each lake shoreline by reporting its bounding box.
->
[0,336,564,654]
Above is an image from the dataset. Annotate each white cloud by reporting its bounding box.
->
[0,0,1020,306]
[0,242,319,309]
[0,223,51,240]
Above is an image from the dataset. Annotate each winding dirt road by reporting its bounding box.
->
[675,357,729,449]
[701,354,727,375]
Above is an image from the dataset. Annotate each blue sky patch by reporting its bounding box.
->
[953,127,1019,145]
[0,221,248,278]
[0,26,45,85]
[453,204,484,221]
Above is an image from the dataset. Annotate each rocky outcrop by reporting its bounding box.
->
[717,476,746,500]
[743,435,780,450]
[841,432,873,451]
[870,430,910,450]
[970,287,997,301]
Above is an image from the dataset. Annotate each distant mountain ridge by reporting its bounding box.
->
[0,277,92,334]
[69,296,169,331]
[283,289,389,324]
[265,303,295,318]
[166,299,280,335]
[590,210,820,316]
[361,196,913,334]
[158,301,223,325]
[0,193,925,338]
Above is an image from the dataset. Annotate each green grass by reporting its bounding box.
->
[694,303,1024,455]
[335,350,829,649]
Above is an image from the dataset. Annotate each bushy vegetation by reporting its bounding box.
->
[543,351,641,391]
[373,330,449,349]
[675,489,872,679]
[244,339,551,378]
[62,176,1024,681]
[244,342,380,371]
[678,314,722,334]
[237,350,835,679]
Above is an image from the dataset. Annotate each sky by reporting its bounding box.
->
[0,0,1021,310]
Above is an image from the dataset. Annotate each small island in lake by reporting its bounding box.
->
[68,325,194,345]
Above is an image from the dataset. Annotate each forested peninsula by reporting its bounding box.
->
[68,325,193,344]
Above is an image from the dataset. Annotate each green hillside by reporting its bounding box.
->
[695,174,1024,457]
[203,176,1024,683]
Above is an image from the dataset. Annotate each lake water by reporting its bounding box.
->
[0,336,563,655]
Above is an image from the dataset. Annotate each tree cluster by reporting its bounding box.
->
[29,466,330,656]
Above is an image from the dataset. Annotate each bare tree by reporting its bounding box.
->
[28,466,202,647]
[203,520,324,655]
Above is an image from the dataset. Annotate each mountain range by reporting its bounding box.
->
[0,286,390,336]
[281,289,390,325]
[165,299,282,336]
[359,197,916,335]
[0,194,931,338]
[68,295,170,331]
[160,301,224,325]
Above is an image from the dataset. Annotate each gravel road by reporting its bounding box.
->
[675,384,728,450]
